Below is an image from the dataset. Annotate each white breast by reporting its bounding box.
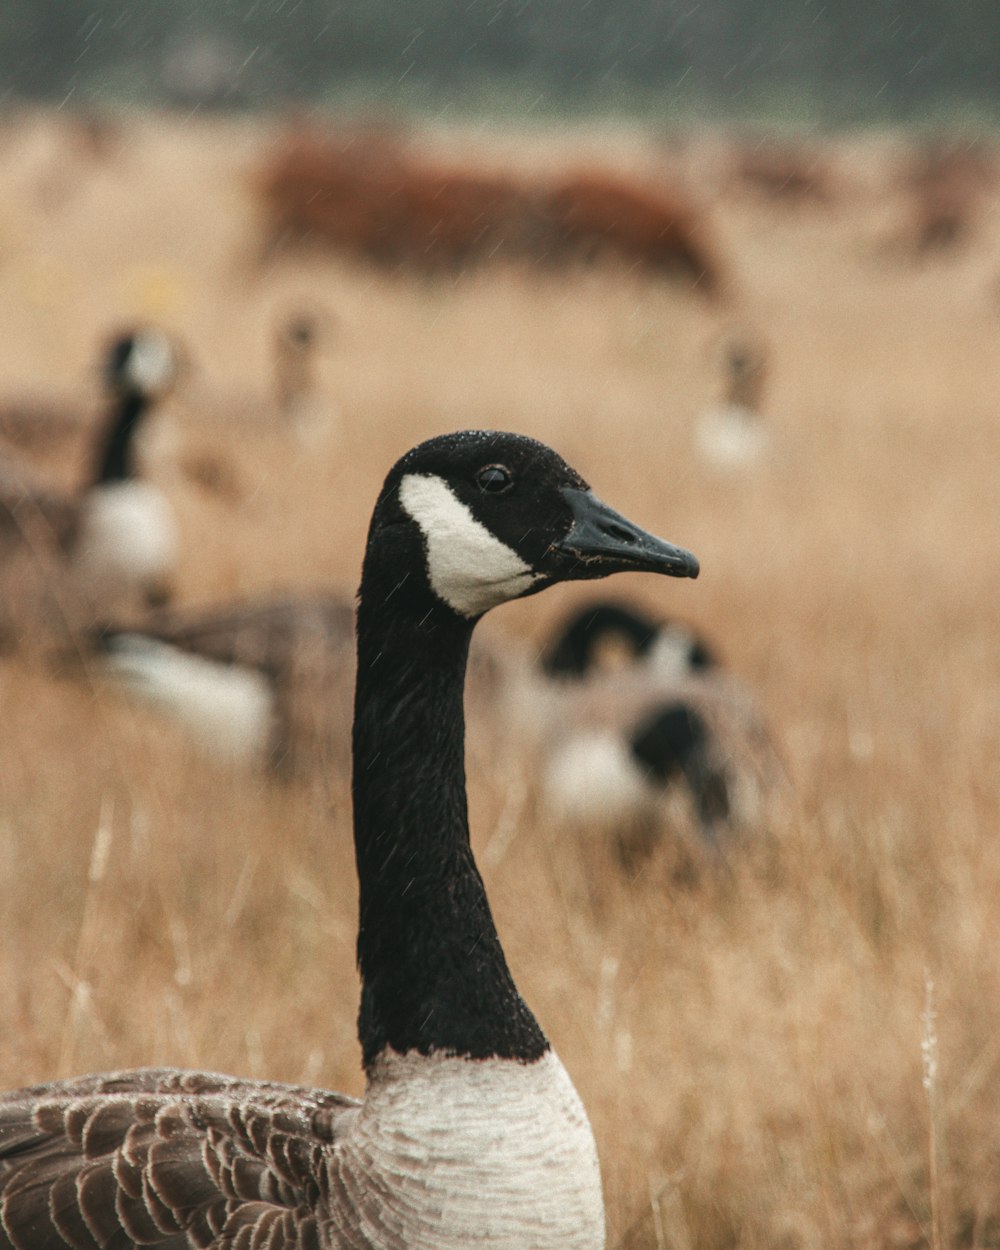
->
[542,731,655,830]
[329,1049,605,1250]
[75,481,179,593]
[286,392,341,449]
[101,635,275,765]
[695,404,767,469]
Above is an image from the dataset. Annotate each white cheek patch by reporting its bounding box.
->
[648,626,701,681]
[398,473,540,617]
[125,331,175,395]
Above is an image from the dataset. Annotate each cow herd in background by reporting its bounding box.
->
[256,119,1000,281]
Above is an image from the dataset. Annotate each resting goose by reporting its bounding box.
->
[0,328,180,633]
[541,598,717,682]
[94,593,356,776]
[537,598,779,854]
[0,429,698,1250]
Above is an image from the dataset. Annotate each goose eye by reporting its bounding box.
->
[476,465,513,495]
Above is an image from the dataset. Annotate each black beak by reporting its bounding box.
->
[555,488,699,580]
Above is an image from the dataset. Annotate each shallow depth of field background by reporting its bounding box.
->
[1,109,999,1250]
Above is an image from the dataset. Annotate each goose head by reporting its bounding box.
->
[280,311,323,354]
[104,328,179,402]
[541,598,718,680]
[363,430,698,621]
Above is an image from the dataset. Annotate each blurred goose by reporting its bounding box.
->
[541,598,716,681]
[92,592,512,779]
[0,429,699,1250]
[272,307,339,443]
[176,307,338,501]
[694,329,769,470]
[96,592,355,776]
[0,329,173,480]
[185,307,337,439]
[0,329,180,638]
[537,598,780,854]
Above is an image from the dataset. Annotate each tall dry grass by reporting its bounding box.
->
[1,112,1000,1248]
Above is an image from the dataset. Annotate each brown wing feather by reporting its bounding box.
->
[0,1069,359,1250]
[138,597,354,678]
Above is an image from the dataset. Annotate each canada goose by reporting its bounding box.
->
[272,307,339,438]
[176,308,338,501]
[94,590,510,779]
[694,329,769,470]
[536,598,778,854]
[0,333,162,482]
[0,328,180,637]
[183,308,337,440]
[541,598,717,682]
[95,593,356,776]
[0,430,698,1250]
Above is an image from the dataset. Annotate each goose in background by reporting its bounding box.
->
[175,305,339,503]
[90,590,512,775]
[0,328,180,645]
[694,328,770,470]
[0,327,174,483]
[90,593,530,780]
[182,306,337,439]
[535,597,782,858]
[272,305,340,444]
[0,429,699,1249]
[540,597,717,682]
[94,592,356,776]
[86,450,514,782]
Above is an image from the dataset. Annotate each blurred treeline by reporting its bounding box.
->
[3,0,1000,121]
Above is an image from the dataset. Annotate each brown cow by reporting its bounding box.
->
[256,131,408,261]
[905,140,999,253]
[540,173,720,295]
[257,131,723,293]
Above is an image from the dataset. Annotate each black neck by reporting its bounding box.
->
[352,571,548,1070]
[93,391,146,485]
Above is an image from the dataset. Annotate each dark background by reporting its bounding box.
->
[2,0,999,122]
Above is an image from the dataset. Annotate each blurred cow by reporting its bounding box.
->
[257,129,723,294]
[540,173,721,295]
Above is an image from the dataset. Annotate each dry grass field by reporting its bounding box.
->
[1,110,999,1248]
